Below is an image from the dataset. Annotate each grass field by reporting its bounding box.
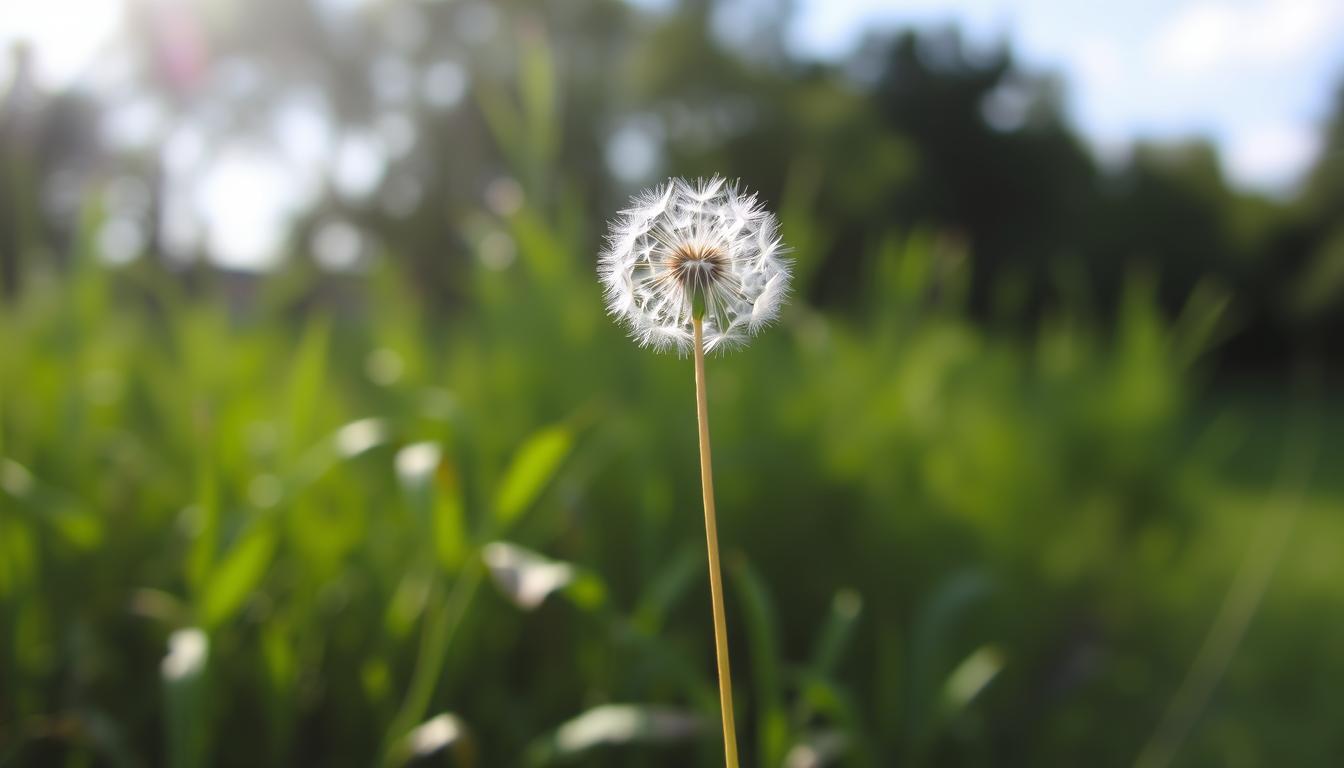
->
[2,211,1339,767]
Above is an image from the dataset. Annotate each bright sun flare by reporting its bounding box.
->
[0,0,122,88]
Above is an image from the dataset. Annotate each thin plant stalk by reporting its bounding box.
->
[601,177,786,765]
[692,315,740,768]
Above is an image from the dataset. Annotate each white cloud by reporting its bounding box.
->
[1074,37,1126,89]
[1153,3,1237,75]
[1153,0,1343,77]
[1226,122,1321,191]
[1254,0,1343,61]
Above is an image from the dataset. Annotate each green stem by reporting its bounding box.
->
[380,562,483,767]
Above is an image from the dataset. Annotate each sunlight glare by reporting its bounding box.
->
[0,0,121,89]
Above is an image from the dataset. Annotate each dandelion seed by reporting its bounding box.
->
[598,176,790,354]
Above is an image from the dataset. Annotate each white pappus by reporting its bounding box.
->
[598,176,791,354]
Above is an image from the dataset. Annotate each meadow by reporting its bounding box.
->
[2,198,1339,766]
[3,2,1344,764]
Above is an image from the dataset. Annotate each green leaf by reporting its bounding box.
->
[385,569,432,638]
[380,566,483,767]
[433,461,469,570]
[633,548,701,635]
[519,24,558,167]
[940,644,1004,717]
[810,588,864,679]
[493,424,573,526]
[283,314,332,454]
[731,557,791,767]
[394,441,468,567]
[906,569,992,750]
[563,571,608,613]
[1171,278,1232,367]
[476,87,524,173]
[199,527,276,629]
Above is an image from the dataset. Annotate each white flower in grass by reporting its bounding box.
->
[599,176,791,353]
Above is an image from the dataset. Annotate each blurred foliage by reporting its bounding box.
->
[2,158,1341,766]
[2,0,1343,766]
[1,0,1342,365]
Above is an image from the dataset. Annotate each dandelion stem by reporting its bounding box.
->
[692,315,740,768]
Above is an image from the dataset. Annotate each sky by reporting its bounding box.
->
[1,0,1342,268]
[787,0,1344,193]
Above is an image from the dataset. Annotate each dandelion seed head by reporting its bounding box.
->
[598,176,791,353]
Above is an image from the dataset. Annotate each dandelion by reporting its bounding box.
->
[599,176,790,354]
[599,176,791,768]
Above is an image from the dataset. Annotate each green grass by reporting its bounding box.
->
[1,204,1339,767]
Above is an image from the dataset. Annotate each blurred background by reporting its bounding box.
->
[1,0,1341,765]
